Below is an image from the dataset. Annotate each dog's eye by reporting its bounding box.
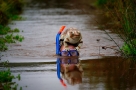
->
[69,31,74,35]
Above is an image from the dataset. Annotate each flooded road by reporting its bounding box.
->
[1,0,136,90]
[1,0,123,60]
[5,57,136,90]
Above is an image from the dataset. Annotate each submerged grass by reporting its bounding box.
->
[95,0,136,57]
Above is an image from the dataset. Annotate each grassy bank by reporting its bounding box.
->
[0,0,24,51]
[0,0,24,89]
[94,0,136,57]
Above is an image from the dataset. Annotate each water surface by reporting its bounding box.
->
[1,0,135,90]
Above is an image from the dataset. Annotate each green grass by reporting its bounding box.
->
[0,61,22,90]
[121,39,136,56]
[0,26,24,51]
[95,0,136,57]
[0,0,25,51]
[0,0,24,89]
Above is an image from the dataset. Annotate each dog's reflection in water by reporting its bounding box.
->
[59,57,83,85]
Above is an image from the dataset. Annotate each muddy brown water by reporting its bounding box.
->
[1,0,136,90]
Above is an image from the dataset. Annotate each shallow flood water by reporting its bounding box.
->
[5,57,136,90]
[1,0,136,90]
[1,0,123,59]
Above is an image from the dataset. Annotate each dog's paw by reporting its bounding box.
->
[64,47,69,51]
[75,47,80,51]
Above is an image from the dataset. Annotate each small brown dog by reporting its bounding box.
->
[60,27,83,51]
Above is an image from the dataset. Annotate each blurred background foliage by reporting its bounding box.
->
[0,0,24,25]
[94,0,136,56]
